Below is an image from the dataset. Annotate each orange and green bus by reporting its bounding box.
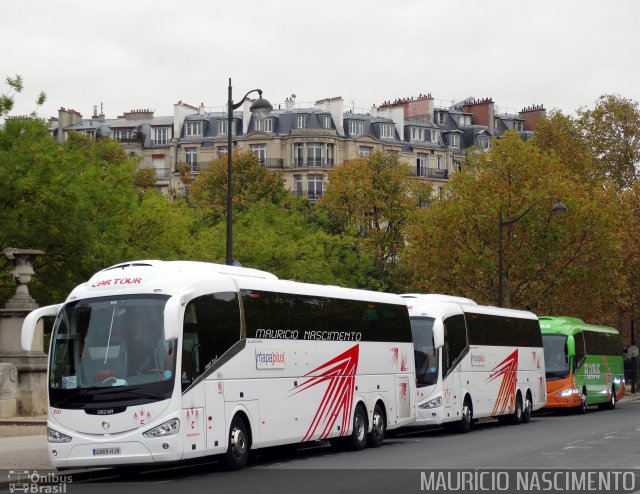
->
[540,316,625,413]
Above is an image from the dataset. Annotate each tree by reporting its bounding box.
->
[577,94,640,190]
[1,74,46,118]
[401,131,626,319]
[0,119,204,306]
[532,110,603,185]
[317,151,430,289]
[192,198,376,288]
[188,151,287,224]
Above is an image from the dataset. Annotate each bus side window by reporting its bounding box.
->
[182,292,241,391]
[443,314,466,378]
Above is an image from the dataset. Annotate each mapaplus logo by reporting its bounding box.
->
[255,349,286,369]
[471,353,486,366]
[8,470,72,493]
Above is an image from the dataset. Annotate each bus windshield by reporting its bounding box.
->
[48,294,176,408]
[410,317,439,387]
[542,333,570,380]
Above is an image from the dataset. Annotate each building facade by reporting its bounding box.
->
[48,93,547,200]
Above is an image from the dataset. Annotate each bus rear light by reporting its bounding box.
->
[48,427,72,443]
[142,418,180,438]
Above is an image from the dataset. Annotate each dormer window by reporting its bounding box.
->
[431,130,440,144]
[411,127,424,141]
[514,121,524,131]
[152,127,170,146]
[296,115,307,128]
[436,112,445,125]
[380,124,395,139]
[349,120,364,136]
[322,115,331,129]
[255,118,272,132]
[478,135,490,150]
[218,120,228,135]
[449,134,460,149]
[185,121,202,137]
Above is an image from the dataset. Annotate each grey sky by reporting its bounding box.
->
[3,0,639,121]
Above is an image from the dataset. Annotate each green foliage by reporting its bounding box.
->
[317,151,430,289]
[1,74,46,118]
[577,94,640,190]
[401,131,626,319]
[191,198,377,288]
[188,151,287,224]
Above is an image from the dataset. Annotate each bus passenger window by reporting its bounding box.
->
[181,292,241,391]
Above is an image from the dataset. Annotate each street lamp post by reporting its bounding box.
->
[497,198,567,307]
[226,78,272,266]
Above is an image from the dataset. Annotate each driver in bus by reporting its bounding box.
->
[128,323,169,375]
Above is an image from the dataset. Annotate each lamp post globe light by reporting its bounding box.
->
[226,78,272,266]
[497,198,567,308]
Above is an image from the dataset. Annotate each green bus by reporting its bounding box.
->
[539,316,625,413]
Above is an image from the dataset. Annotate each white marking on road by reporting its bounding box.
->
[563,445,593,449]
[541,452,565,455]
[604,436,630,439]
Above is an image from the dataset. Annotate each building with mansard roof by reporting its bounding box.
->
[47,93,547,200]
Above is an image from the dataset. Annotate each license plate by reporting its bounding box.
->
[92,447,121,456]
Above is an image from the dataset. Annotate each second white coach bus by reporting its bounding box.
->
[401,294,546,432]
[22,261,415,470]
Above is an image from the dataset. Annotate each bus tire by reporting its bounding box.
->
[347,403,368,451]
[367,402,386,448]
[599,385,616,410]
[509,394,523,425]
[575,388,587,414]
[222,415,250,470]
[456,397,473,433]
[522,391,533,423]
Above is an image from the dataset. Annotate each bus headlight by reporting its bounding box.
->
[142,418,180,438]
[48,427,72,443]
[419,396,442,409]
[556,388,577,397]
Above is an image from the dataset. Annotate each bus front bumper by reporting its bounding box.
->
[48,437,183,469]
[544,388,583,409]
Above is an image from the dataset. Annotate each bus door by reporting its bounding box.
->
[442,314,466,421]
[172,278,243,456]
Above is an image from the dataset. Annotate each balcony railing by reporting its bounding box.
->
[412,167,449,179]
[188,161,211,173]
[154,167,171,179]
[294,158,335,168]
[293,189,324,201]
[258,158,284,169]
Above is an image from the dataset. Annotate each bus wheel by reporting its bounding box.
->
[509,394,523,425]
[600,385,617,410]
[222,415,250,470]
[522,392,533,423]
[348,404,368,451]
[367,402,386,448]
[456,397,473,433]
[575,388,587,414]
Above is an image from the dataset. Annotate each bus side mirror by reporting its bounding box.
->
[163,295,182,341]
[21,304,61,351]
[433,319,444,349]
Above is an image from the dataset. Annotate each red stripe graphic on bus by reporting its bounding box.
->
[486,349,518,416]
[391,348,399,367]
[602,355,611,392]
[291,344,359,442]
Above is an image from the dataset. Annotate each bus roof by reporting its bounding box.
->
[67,260,406,306]
[538,316,620,335]
[402,294,537,321]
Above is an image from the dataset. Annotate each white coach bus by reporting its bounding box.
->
[401,294,545,432]
[22,261,415,470]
